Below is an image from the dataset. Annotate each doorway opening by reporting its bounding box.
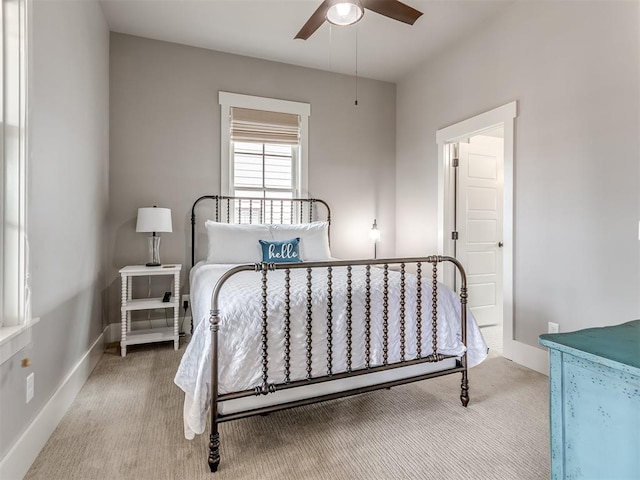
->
[452,129,504,354]
[436,102,516,359]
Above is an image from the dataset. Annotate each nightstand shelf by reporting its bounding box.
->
[122,327,176,346]
[119,264,182,356]
[121,298,179,311]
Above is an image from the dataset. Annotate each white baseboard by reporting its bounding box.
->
[0,328,105,480]
[503,339,549,375]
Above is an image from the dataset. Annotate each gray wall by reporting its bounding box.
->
[396,1,640,346]
[108,33,396,326]
[0,0,109,460]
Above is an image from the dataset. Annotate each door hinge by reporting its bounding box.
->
[451,231,459,240]
[452,158,459,167]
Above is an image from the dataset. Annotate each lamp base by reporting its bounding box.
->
[147,234,162,267]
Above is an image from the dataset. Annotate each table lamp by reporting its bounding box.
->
[136,206,172,266]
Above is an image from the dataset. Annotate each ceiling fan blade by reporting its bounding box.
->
[362,0,423,25]
[295,0,330,40]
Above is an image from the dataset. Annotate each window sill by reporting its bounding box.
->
[0,317,40,365]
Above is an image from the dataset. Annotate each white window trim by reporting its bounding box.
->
[219,92,310,197]
[0,0,31,364]
[0,316,39,365]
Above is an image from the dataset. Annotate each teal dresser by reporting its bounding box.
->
[539,320,640,480]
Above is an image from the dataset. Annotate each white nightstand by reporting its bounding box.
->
[119,264,182,357]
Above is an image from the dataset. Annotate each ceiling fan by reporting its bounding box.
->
[295,0,423,40]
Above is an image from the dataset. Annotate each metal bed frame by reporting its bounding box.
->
[190,195,469,473]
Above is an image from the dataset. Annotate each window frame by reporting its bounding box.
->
[1,0,28,330]
[219,92,310,198]
[1,0,33,365]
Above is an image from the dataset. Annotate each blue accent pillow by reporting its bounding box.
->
[259,238,302,264]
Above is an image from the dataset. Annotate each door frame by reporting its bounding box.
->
[436,101,548,374]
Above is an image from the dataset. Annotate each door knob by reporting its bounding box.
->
[498,241,504,248]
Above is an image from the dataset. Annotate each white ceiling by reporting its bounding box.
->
[99,0,514,83]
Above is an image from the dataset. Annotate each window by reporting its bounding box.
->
[219,92,310,223]
[233,142,295,198]
[232,141,296,223]
[1,0,28,329]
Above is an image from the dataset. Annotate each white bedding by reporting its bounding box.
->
[174,261,488,439]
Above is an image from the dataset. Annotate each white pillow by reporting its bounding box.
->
[205,221,272,264]
[269,221,331,261]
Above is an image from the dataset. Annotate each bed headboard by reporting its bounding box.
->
[190,195,331,268]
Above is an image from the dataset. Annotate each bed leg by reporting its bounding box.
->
[460,370,469,407]
[208,432,220,473]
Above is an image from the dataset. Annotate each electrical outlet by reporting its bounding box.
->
[182,294,190,310]
[548,322,559,334]
[26,372,34,403]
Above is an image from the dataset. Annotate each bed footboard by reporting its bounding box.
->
[206,256,469,473]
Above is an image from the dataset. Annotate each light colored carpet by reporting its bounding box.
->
[25,343,550,480]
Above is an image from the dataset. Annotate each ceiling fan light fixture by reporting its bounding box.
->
[326,0,364,26]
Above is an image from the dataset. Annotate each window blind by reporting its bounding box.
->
[230,107,300,145]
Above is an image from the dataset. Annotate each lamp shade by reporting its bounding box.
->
[136,207,172,233]
[326,0,364,26]
[370,219,380,243]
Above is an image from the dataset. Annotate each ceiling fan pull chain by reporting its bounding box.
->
[355,26,359,106]
[328,24,333,70]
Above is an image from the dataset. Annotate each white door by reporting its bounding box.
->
[456,134,504,351]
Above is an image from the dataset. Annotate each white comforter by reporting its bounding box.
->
[175,261,488,439]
